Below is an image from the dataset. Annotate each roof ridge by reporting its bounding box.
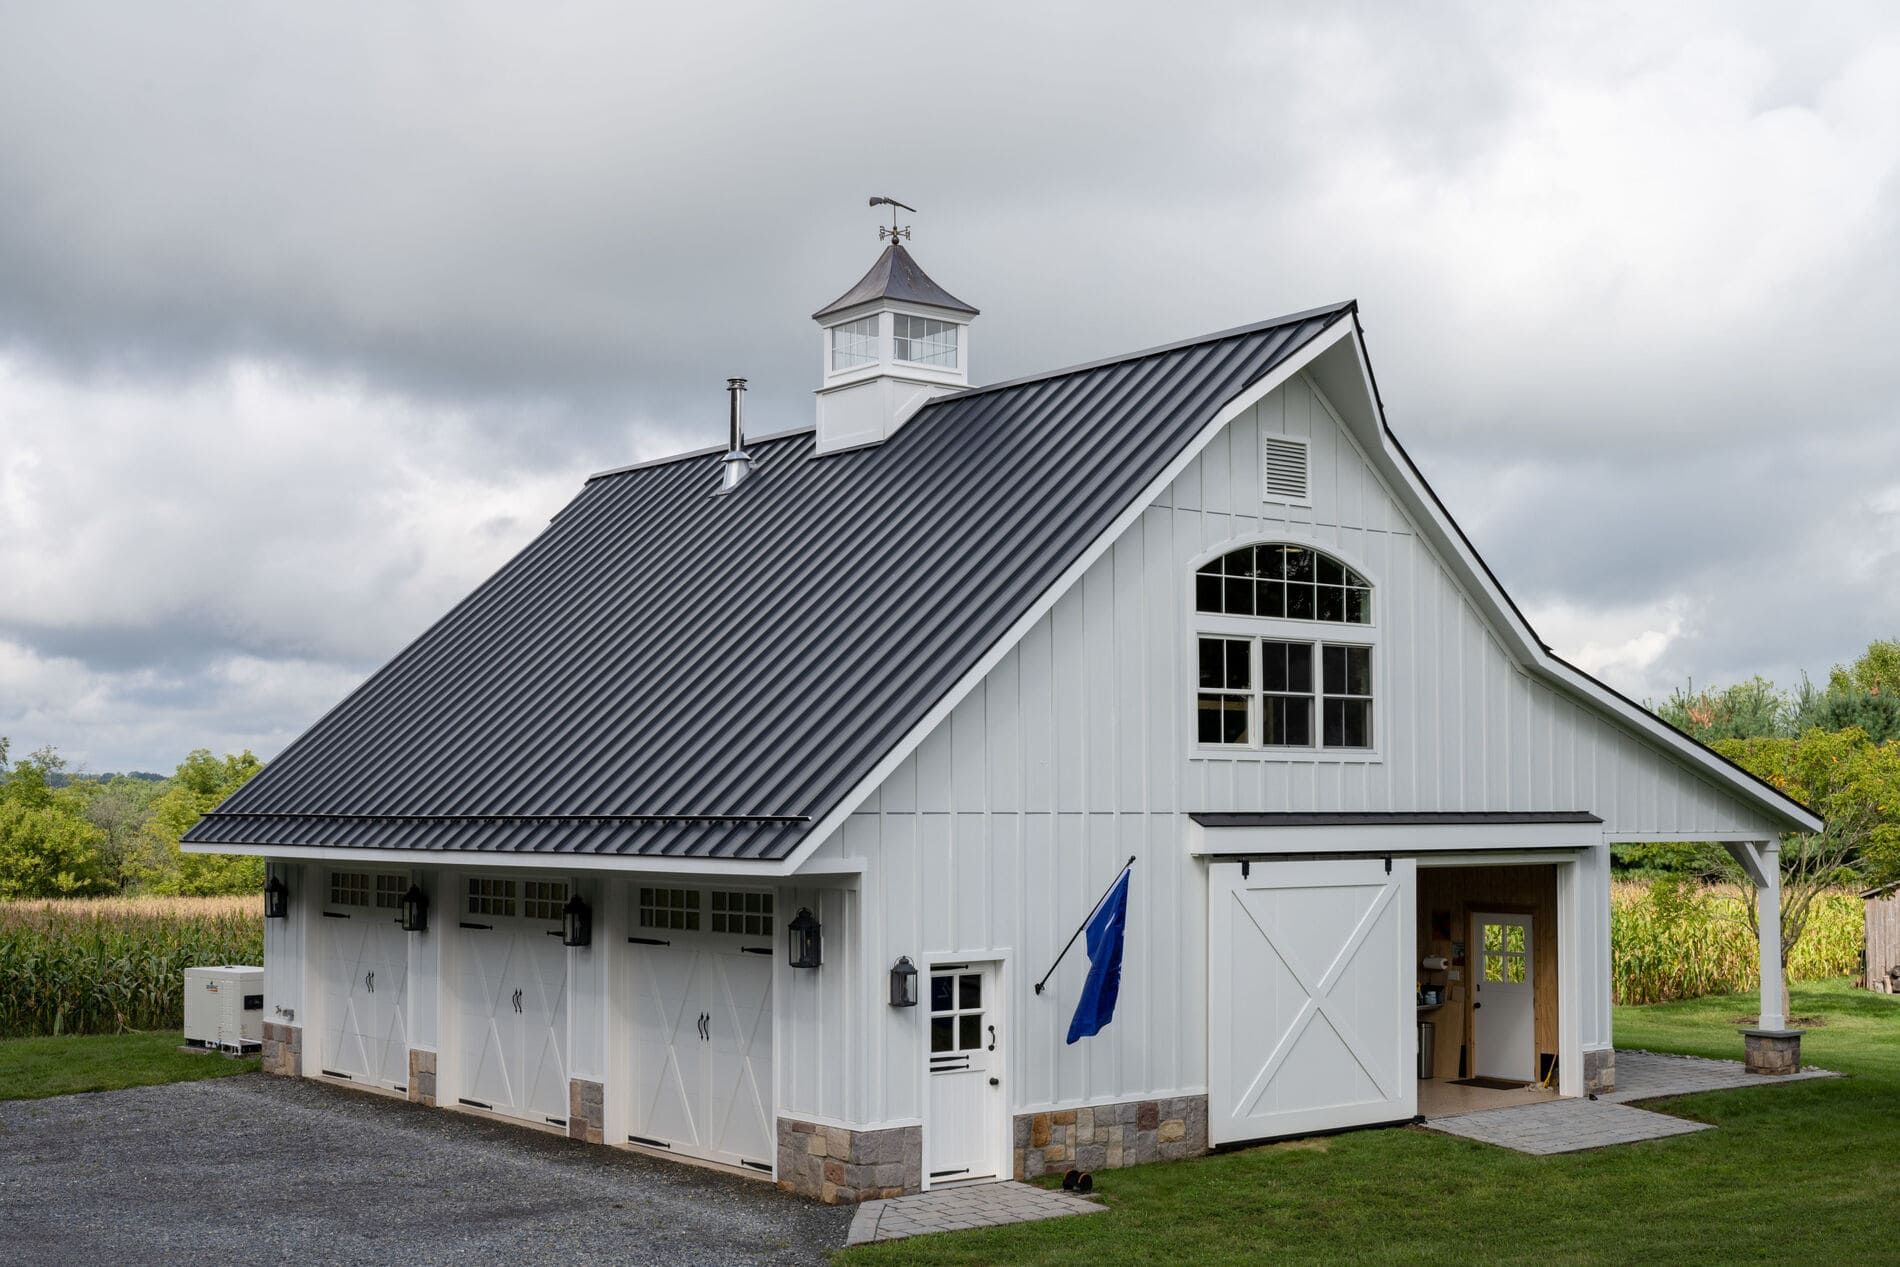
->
[940,300,1356,403]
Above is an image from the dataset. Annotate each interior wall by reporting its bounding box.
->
[1416,865,1558,1083]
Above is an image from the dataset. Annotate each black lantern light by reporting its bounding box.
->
[562,891,593,948]
[264,874,289,920]
[398,883,429,933]
[788,907,822,968]
[889,956,918,1007]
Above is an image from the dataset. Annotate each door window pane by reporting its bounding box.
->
[930,975,954,1012]
[958,973,982,1009]
[1506,925,1525,953]
[1484,924,1503,951]
[959,1014,982,1050]
[1507,956,1526,984]
[1484,955,1504,982]
[931,1017,953,1053]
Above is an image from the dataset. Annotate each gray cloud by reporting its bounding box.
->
[1,0,1898,768]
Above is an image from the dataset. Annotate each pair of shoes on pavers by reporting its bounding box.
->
[1061,1169,1093,1193]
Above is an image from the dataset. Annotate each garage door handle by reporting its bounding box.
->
[365,971,374,994]
[513,988,523,1014]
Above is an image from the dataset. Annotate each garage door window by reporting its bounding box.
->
[374,874,404,910]
[523,880,568,922]
[640,888,701,931]
[710,891,773,936]
[468,877,517,917]
[330,871,371,907]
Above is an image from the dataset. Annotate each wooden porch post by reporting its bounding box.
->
[1756,838,1786,1032]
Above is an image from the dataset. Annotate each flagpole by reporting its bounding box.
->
[1033,855,1136,995]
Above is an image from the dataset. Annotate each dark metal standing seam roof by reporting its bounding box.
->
[184,303,1354,862]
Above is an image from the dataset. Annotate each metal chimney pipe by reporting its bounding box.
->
[720,377,752,494]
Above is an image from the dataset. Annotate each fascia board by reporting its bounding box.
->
[180,838,864,880]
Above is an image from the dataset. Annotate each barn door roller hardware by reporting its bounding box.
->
[1033,855,1136,996]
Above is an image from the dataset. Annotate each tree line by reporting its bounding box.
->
[0,738,263,898]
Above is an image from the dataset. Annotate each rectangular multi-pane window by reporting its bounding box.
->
[892,314,957,367]
[830,315,879,370]
[1322,644,1374,749]
[1261,640,1316,746]
[468,876,517,917]
[710,891,774,936]
[1195,637,1373,751]
[330,872,370,907]
[374,874,405,910]
[523,880,568,922]
[639,887,701,932]
[1196,636,1252,745]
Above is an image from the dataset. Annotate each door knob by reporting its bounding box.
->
[989,1077,999,1087]
[1473,1001,1483,1010]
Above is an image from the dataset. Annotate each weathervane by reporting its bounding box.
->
[869,195,915,245]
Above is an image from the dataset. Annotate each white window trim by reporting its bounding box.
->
[1262,432,1313,508]
[890,316,961,372]
[828,314,882,375]
[1188,548,1383,763]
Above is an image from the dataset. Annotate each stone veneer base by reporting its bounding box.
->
[568,1078,605,1143]
[1740,1029,1804,1075]
[260,1021,301,1078]
[777,1118,923,1204]
[1014,1095,1208,1179]
[1583,1047,1616,1093]
[407,1049,437,1107]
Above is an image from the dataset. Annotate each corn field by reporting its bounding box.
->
[0,896,263,1038]
[1611,881,1864,1005]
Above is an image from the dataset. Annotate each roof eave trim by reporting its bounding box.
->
[178,838,862,879]
[776,309,1360,872]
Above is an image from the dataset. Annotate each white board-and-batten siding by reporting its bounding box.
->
[783,372,1781,1131]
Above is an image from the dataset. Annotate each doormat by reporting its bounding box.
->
[1448,1077,1531,1090]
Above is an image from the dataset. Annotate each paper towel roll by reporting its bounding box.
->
[1421,955,1449,971]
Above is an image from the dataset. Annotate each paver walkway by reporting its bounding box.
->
[846,1180,1104,1245]
[1423,1047,1842,1156]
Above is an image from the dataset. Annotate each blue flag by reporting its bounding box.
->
[1066,869,1131,1044]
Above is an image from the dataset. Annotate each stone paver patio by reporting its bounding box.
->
[1423,1047,1842,1155]
[846,1181,1104,1245]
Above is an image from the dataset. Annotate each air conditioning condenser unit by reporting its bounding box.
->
[183,965,265,1054]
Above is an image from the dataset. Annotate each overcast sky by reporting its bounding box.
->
[2,1,1898,773]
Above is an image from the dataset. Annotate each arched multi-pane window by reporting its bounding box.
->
[1194,543,1376,752]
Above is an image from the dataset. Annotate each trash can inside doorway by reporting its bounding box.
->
[1417,1020,1435,1079]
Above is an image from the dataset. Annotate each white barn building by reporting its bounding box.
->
[183,241,1818,1202]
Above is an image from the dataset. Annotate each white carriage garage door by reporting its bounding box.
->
[453,877,572,1129]
[1208,857,1416,1145]
[314,870,410,1092]
[622,887,776,1174]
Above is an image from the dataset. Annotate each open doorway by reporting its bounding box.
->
[1415,863,1564,1119]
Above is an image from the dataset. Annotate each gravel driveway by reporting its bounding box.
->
[0,1074,852,1266]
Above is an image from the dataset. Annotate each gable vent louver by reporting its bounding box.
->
[1263,435,1311,503]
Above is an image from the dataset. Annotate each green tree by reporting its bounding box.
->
[1708,727,1900,1016]
[0,741,113,898]
[1653,676,1790,744]
[129,749,266,895]
[75,774,168,891]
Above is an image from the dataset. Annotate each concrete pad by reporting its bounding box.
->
[847,1180,1104,1245]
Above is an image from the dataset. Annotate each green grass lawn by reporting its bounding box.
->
[840,979,1900,1266]
[0,1030,260,1102]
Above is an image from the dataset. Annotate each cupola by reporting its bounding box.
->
[812,201,978,454]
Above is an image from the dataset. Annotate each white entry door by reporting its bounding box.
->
[623,887,776,1174]
[314,870,410,1092]
[924,963,1002,1185]
[1208,857,1416,1145]
[1472,912,1536,1083]
[455,877,572,1128]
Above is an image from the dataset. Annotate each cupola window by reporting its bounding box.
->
[830,315,880,371]
[892,314,957,368]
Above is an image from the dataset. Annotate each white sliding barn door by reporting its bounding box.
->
[1208,857,1416,1145]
